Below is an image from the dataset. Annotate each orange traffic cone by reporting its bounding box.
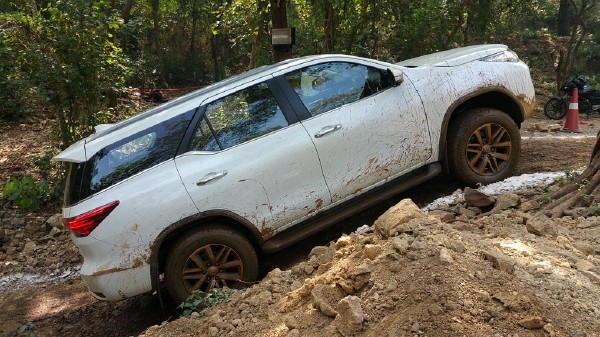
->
[561,86,582,133]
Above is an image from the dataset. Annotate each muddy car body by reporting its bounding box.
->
[54,44,535,302]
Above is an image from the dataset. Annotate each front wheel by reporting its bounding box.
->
[544,97,567,119]
[447,108,520,186]
[164,225,259,304]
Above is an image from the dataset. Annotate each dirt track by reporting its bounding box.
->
[0,115,599,337]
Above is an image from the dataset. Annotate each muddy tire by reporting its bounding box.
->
[447,108,520,186]
[164,225,259,304]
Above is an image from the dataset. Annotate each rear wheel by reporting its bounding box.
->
[447,108,520,186]
[164,225,259,304]
[544,97,567,119]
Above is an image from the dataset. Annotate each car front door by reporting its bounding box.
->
[277,61,432,204]
[175,78,331,238]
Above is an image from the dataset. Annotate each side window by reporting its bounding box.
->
[190,82,288,151]
[82,113,192,199]
[284,62,392,116]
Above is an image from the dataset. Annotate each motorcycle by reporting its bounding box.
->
[544,76,600,119]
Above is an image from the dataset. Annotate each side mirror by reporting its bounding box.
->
[387,68,404,86]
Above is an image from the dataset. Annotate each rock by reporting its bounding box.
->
[391,236,410,254]
[46,213,63,228]
[374,199,426,238]
[526,214,557,237]
[311,284,344,317]
[491,193,521,212]
[492,292,531,312]
[482,250,515,274]
[428,210,455,222]
[410,322,420,332]
[428,303,444,316]
[23,241,37,256]
[335,235,353,250]
[574,259,595,271]
[49,226,62,237]
[573,241,596,256]
[287,329,300,337]
[439,247,454,265]
[464,187,496,207]
[581,270,600,285]
[447,239,466,253]
[11,217,25,226]
[548,124,562,132]
[332,296,363,336]
[457,207,477,218]
[308,246,335,265]
[364,244,382,260]
[247,290,272,306]
[208,326,219,337]
[0,228,5,241]
[518,316,545,330]
[519,200,540,212]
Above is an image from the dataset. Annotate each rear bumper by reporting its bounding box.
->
[81,263,152,301]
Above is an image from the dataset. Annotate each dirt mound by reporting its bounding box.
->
[141,196,600,337]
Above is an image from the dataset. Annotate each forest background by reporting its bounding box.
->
[1,0,600,210]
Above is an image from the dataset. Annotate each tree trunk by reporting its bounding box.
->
[270,0,292,62]
[249,0,268,69]
[557,0,570,36]
[540,131,600,218]
[210,33,221,81]
[321,0,334,53]
[190,1,199,54]
[121,0,136,23]
[151,0,160,53]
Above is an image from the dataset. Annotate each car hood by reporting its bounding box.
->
[396,44,508,67]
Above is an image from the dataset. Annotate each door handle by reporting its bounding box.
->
[314,124,342,138]
[196,171,228,186]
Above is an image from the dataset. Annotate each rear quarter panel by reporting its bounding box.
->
[403,60,535,161]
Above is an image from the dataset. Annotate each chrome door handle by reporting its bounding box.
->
[196,171,228,186]
[314,124,342,138]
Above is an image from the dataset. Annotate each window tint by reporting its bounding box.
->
[64,113,192,206]
[284,62,392,116]
[191,82,288,151]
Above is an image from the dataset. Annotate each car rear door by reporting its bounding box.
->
[275,60,432,204]
[174,77,331,238]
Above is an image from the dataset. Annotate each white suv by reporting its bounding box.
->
[54,45,535,303]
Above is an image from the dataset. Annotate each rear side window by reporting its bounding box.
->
[189,82,288,151]
[64,112,193,206]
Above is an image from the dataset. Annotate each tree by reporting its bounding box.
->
[0,0,128,147]
[555,0,599,91]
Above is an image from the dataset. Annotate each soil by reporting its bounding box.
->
[1,108,599,337]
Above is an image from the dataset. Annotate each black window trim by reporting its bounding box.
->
[177,77,302,155]
[274,61,394,122]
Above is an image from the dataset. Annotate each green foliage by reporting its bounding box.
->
[3,176,50,211]
[1,0,129,148]
[582,194,595,206]
[590,203,600,216]
[565,170,580,181]
[540,195,552,205]
[178,288,236,317]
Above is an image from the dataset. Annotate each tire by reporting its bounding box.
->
[544,97,567,119]
[579,97,593,117]
[164,224,259,304]
[447,108,520,186]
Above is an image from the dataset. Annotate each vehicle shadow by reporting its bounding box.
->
[261,174,463,274]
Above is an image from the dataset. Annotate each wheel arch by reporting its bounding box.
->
[438,88,527,168]
[148,210,264,292]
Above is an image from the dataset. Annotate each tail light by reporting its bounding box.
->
[63,201,120,236]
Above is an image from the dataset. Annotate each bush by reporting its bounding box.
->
[2,176,50,211]
[178,288,235,317]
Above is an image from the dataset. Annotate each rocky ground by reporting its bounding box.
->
[0,110,599,337]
